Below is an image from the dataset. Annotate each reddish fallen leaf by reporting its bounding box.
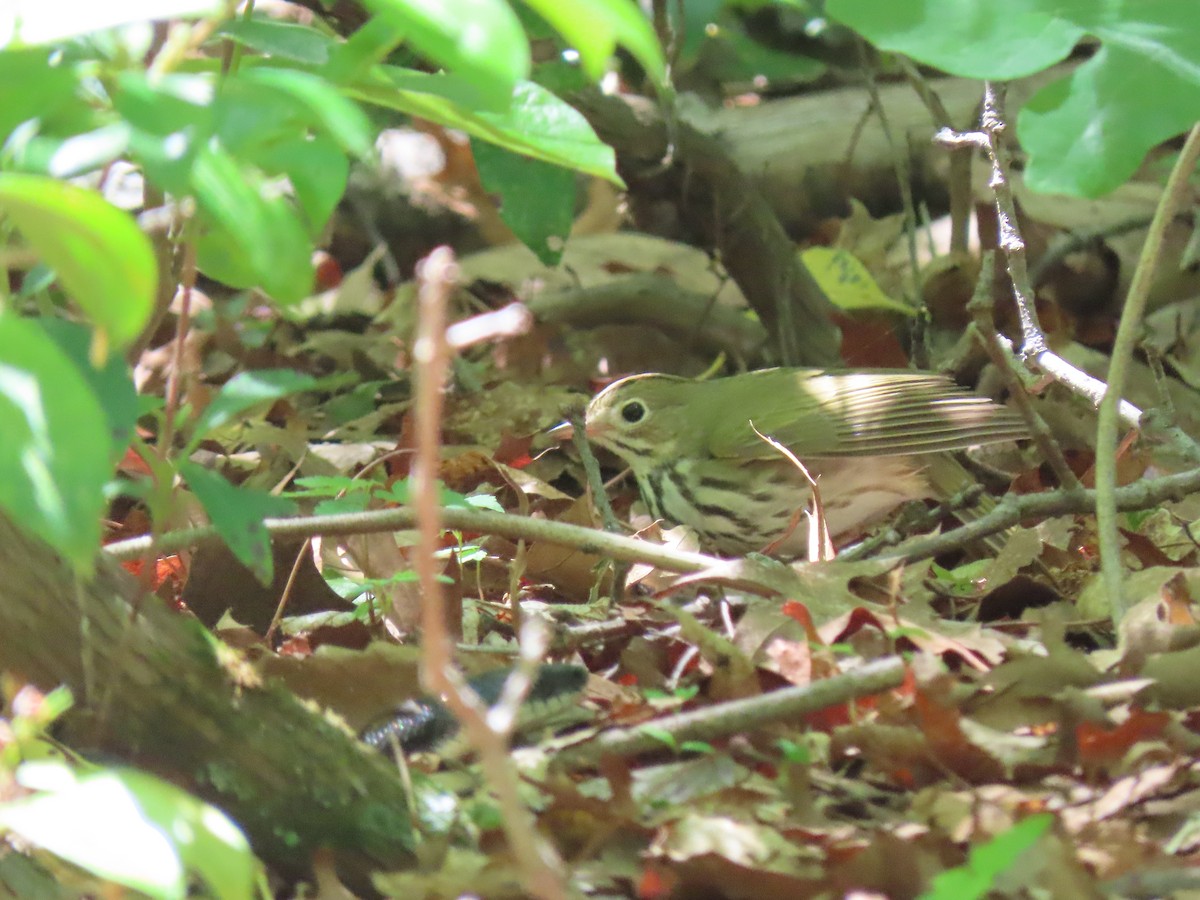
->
[822,607,994,671]
[120,554,187,600]
[116,445,154,477]
[312,251,343,290]
[492,431,534,467]
[833,312,911,367]
[278,635,313,658]
[636,863,677,899]
[1076,709,1171,770]
[781,599,823,645]
[804,692,881,732]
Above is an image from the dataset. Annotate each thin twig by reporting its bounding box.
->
[157,238,194,464]
[1096,122,1200,623]
[882,464,1200,563]
[263,539,310,647]
[410,246,566,900]
[856,39,920,302]
[900,57,972,255]
[131,236,194,611]
[972,83,1045,356]
[105,502,724,572]
[552,656,906,769]
[103,464,1200,576]
[750,423,832,561]
[933,84,1143,428]
[966,251,1079,489]
[568,409,630,599]
[569,411,622,535]
[1026,214,1152,286]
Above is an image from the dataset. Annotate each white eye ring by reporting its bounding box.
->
[620,400,647,424]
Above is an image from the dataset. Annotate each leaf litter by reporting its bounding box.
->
[102,219,1200,898]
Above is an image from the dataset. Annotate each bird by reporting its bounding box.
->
[572,368,1028,556]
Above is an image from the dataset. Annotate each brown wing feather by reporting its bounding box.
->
[705,368,1027,459]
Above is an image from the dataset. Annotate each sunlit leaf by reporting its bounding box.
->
[352,72,621,184]
[472,138,575,264]
[0,314,114,572]
[827,0,1200,196]
[0,0,223,47]
[0,174,156,350]
[0,763,257,900]
[522,0,665,84]
[361,0,529,109]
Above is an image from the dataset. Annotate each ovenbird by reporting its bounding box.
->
[576,368,1028,555]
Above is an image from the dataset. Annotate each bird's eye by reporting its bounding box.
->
[620,400,647,424]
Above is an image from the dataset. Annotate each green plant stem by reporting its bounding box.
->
[1096,122,1200,625]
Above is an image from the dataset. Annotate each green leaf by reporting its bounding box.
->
[376,477,479,509]
[290,475,378,497]
[0,0,224,47]
[314,495,373,516]
[189,369,320,445]
[180,462,295,585]
[827,0,1200,196]
[801,247,918,315]
[775,738,810,765]
[0,314,114,572]
[522,0,665,85]
[215,17,334,65]
[212,78,308,157]
[115,72,215,194]
[0,174,156,351]
[641,726,678,751]
[234,67,374,159]
[920,814,1053,900]
[827,0,1081,80]
[321,15,408,85]
[472,138,575,264]
[465,492,503,512]
[0,763,257,900]
[128,67,355,233]
[0,47,80,142]
[360,0,530,109]
[252,135,348,235]
[190,146,314,302]
[352,72,621,184]
[1019,33,1200,196]
[41,320,138,465]
[675,0,825,87]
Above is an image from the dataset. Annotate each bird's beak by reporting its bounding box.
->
[548,420,574,441]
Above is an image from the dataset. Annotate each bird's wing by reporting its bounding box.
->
[706,369,1027,459]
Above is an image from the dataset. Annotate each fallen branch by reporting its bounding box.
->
[107,463,1200,573]
[881,465,1200,563]
[551,656,907,770]
[0,515,414,891]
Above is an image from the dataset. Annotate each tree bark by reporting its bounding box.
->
[568,88,842,367]
[0,515,413,890]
